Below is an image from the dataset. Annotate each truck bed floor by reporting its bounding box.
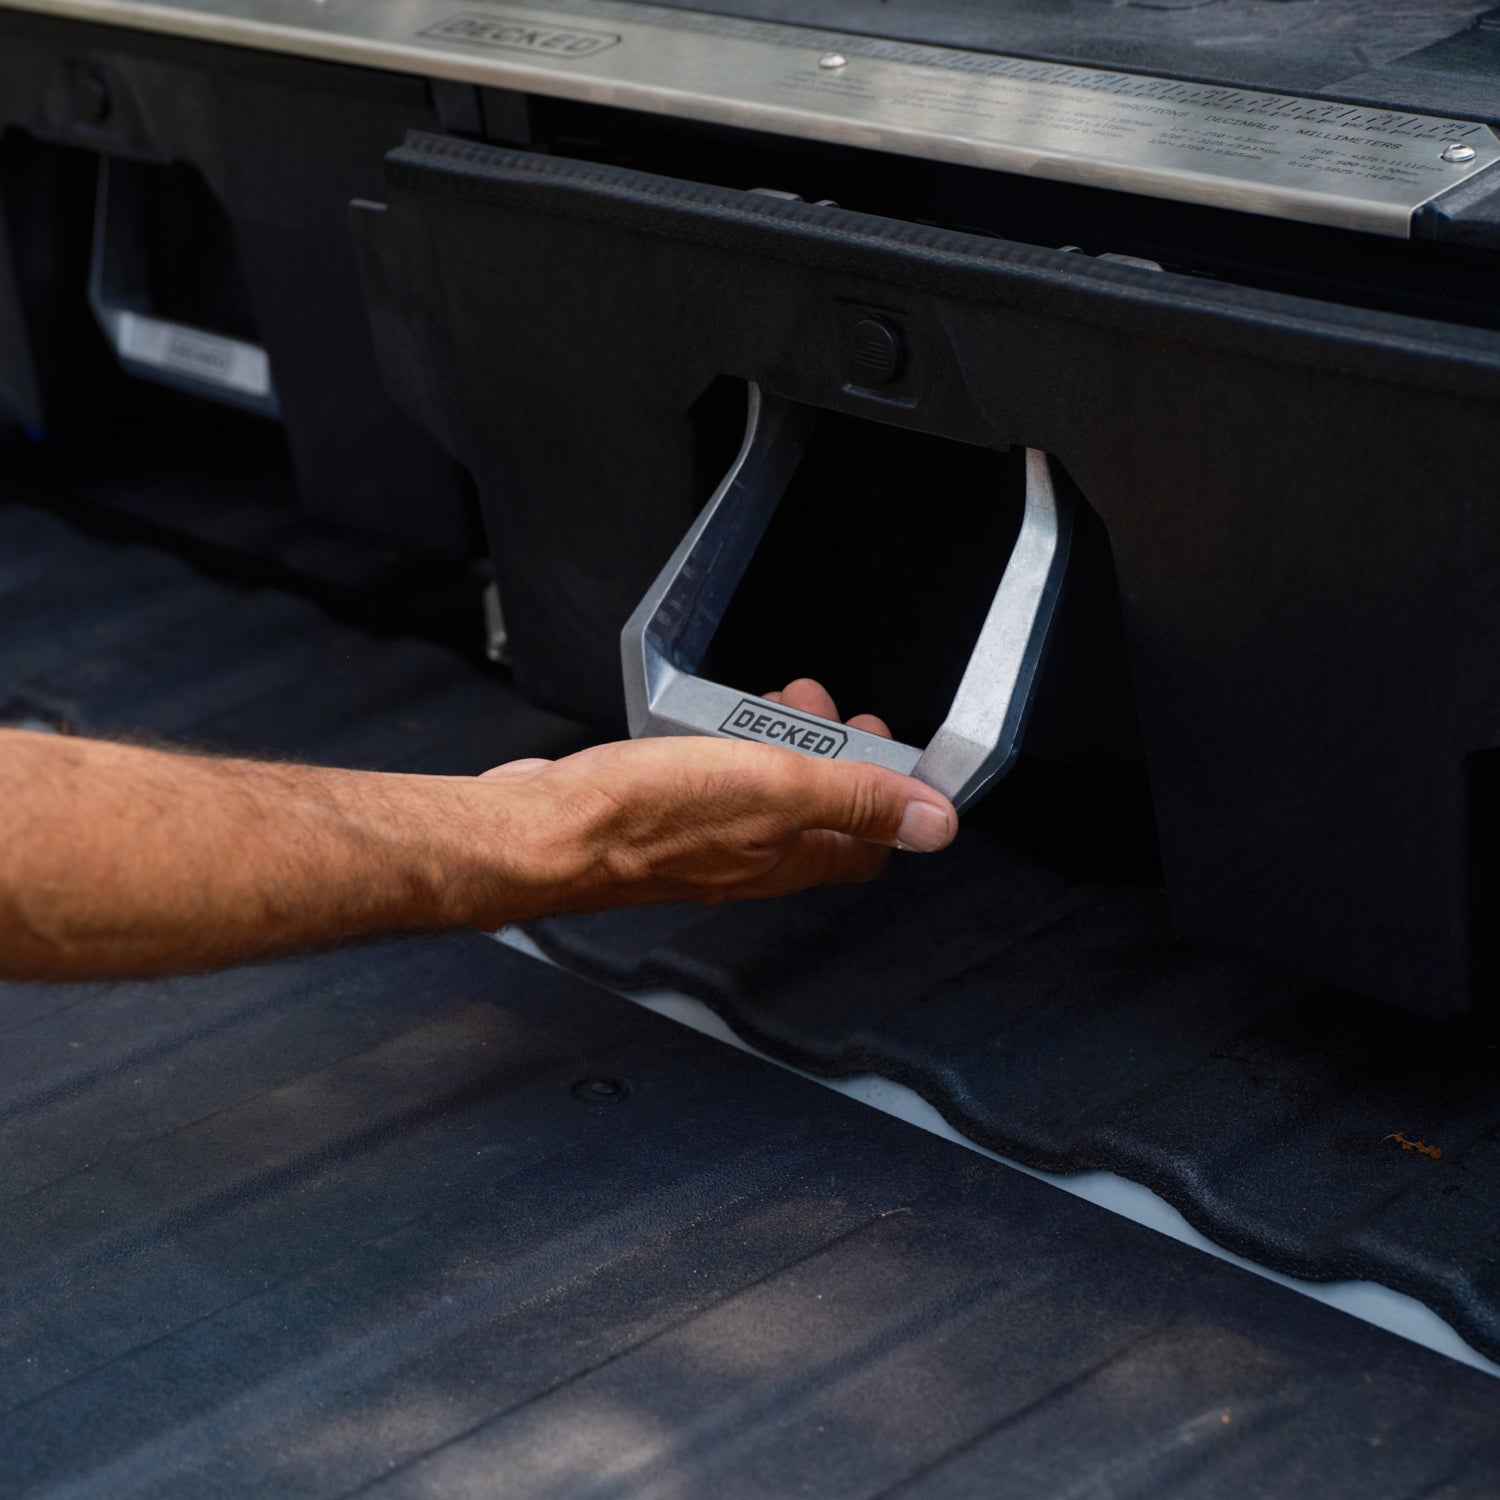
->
[2,490,1498,1496]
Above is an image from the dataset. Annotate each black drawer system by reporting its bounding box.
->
[2,0,1500,1018]
[0,13,475,554]
[356,136,1499,1017]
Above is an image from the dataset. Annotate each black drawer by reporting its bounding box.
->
[0,13,474,556]
[355,134,1500,1015]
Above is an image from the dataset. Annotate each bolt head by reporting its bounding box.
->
[819,52,848,70]
[571,1076,629,1103]
[1441,143,1477,165]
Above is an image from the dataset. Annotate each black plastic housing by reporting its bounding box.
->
[0,13,474,555]
[355,135,1500,1017]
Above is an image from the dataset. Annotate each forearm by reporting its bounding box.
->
[0,731,501,980]
[0,692,954,981]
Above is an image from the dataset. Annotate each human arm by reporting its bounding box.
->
[0,680,954,981]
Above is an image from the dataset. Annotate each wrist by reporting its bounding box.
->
[415,771,582,931]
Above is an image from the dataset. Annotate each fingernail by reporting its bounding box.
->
[897,800,952,853]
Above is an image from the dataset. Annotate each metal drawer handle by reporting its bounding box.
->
[622,383,1071,813]
[89,157,279,417]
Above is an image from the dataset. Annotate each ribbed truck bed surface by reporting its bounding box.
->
[7,933,1500,1500]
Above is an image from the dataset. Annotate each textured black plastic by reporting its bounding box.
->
[356,136,1500,1016]
[0,10,473,554]
[0,133,125,433]
[9,928,1500,1499]
[528,825,1500,1368]
[0,472,591,770]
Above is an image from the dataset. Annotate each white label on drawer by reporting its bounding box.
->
[114,311,273,401]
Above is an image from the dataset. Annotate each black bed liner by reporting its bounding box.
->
[529,845,1500,1365]
[7,930,1500,1499]
[3,484,1500,1493]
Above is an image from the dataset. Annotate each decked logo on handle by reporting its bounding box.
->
[721,700,847,757]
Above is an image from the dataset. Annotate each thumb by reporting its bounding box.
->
[790,759,956,853]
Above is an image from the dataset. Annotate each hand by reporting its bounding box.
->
[0,680,951,979]
[470,678,955,922]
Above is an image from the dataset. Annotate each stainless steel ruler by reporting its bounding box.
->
[4,0,1497,236]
